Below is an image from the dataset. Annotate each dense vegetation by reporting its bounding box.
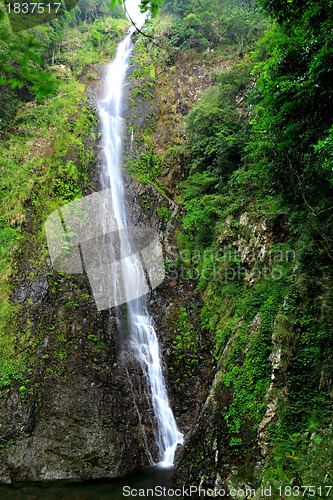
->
[0,0,125,128]
[167,0,333,491]
[126,0,332,491]
[0,0,332,494]
[0,1,128,387]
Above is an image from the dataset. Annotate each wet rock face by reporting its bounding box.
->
[172,323,242,489]
[0,377,147,482]
[0,183,210,483]
[171,210,292,491]
[0,78,152,483]
[0,62,213,483]
[124,174,215,436]
[13,271,49,304]
[0,275,150,483]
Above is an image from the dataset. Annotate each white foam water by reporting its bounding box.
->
[98,0,183,467]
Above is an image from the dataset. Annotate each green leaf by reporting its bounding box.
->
[9,79,19,89]
[110,0,116,9]
[149,64,155,78]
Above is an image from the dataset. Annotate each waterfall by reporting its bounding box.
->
[98,0,183,467]
[130,128,135,153]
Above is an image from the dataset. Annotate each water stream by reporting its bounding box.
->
[98,0,183,467]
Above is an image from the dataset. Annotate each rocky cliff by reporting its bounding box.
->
[0,52,213,482]
[0,12,331,493]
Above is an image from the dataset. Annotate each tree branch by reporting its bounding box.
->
[123,0,163,48]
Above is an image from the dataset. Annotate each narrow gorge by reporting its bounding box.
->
[0,0,332,497]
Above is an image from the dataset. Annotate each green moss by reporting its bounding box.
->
[54,349,68,360]
[127,148,161,184]
[0,17,115,390]
[170,305,202,382]
[156,205,172,223]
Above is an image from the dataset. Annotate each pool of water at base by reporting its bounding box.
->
[0,467,187,500]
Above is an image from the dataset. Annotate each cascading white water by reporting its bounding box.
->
[130,128,135,152]
[98,0,183,467]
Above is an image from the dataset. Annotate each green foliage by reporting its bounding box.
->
[314,125,333,187]
[88,334,99,342]
[171,305,200,380]
[166,12,215,51]
[221,280,286,452]
[0,22,59,126]
[156,204,172,223]
[162,0,268,52]
[54,348,68,359]
[182,190,222,246]
[186,64,252,178]
[180,63,253,248]
[88,333,106,349]
[265,419,333,497]
[128,40,156,101]
[81,0,125,23]
[0,27,59,94]
[0,15,110,389]
[257,0,331,31]
[171,0,332,479]
[110,0,162,17]
[127,146,161,183]
[0,0,127,127]
[247,5,333,260]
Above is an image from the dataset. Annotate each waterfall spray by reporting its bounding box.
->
[98,1,183,467]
